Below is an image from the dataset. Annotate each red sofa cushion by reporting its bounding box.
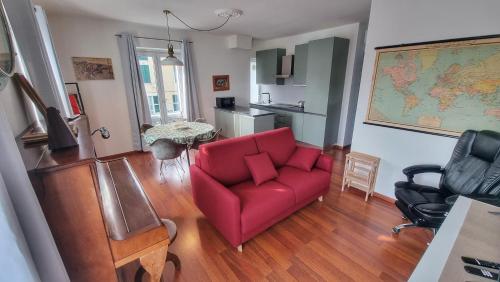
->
[198,135,259,186]
[276,166,331,204]
[254,127,296,167]
[244,152,278,185]
[286,146,322,172]
[231,180,295,236]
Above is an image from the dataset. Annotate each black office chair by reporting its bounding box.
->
[393,130,500,235]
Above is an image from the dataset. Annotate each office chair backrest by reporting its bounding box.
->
[441,130,500,196]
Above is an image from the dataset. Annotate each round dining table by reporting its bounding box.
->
[143,121,214,165]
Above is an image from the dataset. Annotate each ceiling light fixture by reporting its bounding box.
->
[161,9,243,66]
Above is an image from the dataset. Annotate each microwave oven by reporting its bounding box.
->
[216,97,235,108]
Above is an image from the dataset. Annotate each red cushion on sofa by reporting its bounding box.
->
[231,180,295,236]
[276,166,330,205]
[244,152,278,185]
[198,135,259,186]
[254,127,297,167]
[286,146,321,172]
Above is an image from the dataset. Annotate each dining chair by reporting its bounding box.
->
[149,138,186,181]
[140,123,154,134]
[190,128,222,151]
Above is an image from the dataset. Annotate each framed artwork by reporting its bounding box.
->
[365,35,500,137]
[72,57,115,80]
[212,75,230,91]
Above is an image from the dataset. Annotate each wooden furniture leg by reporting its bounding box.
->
[139,244,168,282]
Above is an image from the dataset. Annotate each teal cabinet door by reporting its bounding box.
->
[302,114,326,148]
[304,38,335,115]
[256,48,286,85]
[293,44,308,85]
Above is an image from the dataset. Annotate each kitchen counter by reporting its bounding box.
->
[249,103,325,116]
[214,105,275,117]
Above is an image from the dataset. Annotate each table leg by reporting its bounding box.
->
[185,145,190,166]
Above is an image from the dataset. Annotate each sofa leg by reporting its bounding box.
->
[318,196,323,202]
[237,245,243,252]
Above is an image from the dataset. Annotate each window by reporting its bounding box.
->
[172,94,180,112]
[137,49,184,124]
[140,65,151,83]
[147,96,160,114]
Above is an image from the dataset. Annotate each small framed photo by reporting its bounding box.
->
[212,75,230,91]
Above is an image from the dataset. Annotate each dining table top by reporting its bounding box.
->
[143,122,215,145]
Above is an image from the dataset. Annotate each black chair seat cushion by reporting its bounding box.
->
[395,181,446,204]
[395,182,449,227]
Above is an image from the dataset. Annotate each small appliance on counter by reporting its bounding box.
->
[216,97,235,108]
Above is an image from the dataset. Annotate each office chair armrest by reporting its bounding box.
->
[403,164,444,183]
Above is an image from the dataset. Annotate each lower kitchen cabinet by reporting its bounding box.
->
[302,114,327,147]
[215,109,274,138]
[214,109,236,137]
[291,112,304,142]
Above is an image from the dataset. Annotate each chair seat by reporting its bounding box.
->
[395,182,449,227]
[395,181,446,205]
[231,180,295,236]
[161,218,177,245]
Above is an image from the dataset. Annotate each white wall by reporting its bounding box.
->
[252,23,367,146]
[351,0,500,198]
[47,15,252,157]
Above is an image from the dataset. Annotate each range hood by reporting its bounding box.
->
[275,55,294,79]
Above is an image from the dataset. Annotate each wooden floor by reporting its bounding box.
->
[118,148,430,282]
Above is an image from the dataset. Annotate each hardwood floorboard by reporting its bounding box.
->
[118,148,428,281]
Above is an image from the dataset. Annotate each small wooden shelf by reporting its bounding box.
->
[342,151,380,201]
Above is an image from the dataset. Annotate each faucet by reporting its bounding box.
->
[260,92,271,104]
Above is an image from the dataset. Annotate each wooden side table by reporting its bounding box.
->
[342,151,380,201]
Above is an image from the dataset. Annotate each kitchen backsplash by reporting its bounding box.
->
[258,80,306,105]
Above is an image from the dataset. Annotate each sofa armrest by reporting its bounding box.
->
[403,164,444,183]
[189,165,242,246]
[315,154,333,173]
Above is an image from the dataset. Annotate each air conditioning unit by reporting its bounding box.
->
[226,35,252,50]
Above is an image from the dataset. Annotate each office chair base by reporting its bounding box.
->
[392,223,418,234]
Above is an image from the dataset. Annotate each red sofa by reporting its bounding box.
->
[190,128,333,250]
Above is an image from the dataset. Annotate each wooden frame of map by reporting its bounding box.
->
[365,35,500,137]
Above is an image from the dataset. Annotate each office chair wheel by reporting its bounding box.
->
[392,227,401,234]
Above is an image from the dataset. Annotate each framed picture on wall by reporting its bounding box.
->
[365,35,500,137]
[212,75,230,91]
[72,57,115,80]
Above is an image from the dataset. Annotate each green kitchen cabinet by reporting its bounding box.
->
[301,114,327,148]
[256,48,286,85]
[304,37,349,116]
[293,43,308,85]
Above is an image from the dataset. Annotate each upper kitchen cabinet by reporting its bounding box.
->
[293,43,308,85]
[256,48,286,85]
[304,37,349,116]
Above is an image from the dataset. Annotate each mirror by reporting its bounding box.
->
[0,0,14,89]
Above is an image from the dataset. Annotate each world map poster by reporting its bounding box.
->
[366,36,500,137]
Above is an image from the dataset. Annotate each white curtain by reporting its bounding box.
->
[117,33,152,151]
[181,40,201,121]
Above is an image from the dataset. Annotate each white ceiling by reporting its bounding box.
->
[32,0,371,39]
